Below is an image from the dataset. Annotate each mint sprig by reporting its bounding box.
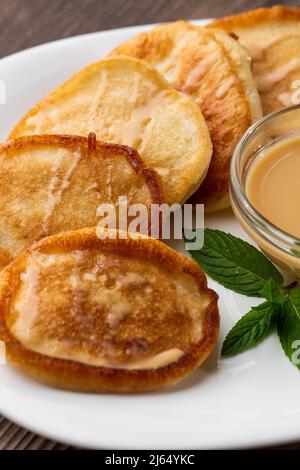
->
[189,229,283,297]
[277,290,300,368]
[186,228,300,371]
[222,301,278,356]
[258,278,285,304]
[286,288,300,320]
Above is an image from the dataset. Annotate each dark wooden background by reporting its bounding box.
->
[1,0,300,59]
[0,0,299,451]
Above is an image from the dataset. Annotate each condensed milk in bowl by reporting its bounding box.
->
[230,104,300,276]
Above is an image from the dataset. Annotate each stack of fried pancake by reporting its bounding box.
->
[11,23,262,211]
[211,6,300,115]
[1,6,298,392]
[10,57,212,206]
[1,53,221,392]
[111,21,262,210]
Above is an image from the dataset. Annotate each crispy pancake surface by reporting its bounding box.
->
[10,56,212,205]
[0,134,164,270]
[111,21,262,211]
[211,6,300,115]
[0,228,219,392]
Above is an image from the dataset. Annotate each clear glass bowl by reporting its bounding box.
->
[230,104,300,276]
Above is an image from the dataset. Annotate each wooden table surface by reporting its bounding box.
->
[0,0,300,451]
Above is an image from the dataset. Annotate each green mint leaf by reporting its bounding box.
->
[188,229,283,297]
[259,278,285,304]
[277,289,300,369]
[222,301,277,356]
[287,288,300,320]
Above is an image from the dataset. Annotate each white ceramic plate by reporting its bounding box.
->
[0,20,300,450]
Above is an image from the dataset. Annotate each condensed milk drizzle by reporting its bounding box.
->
[88,69,108,129]
[14,256,40,342]
[109,92,165,148]
[244,37,282,62]
[42,149,81,235]
[255,58,300,93]
[216,76,237,99]
[182,52,219,92]
[87,67,166,149]
[69,250,86,318]
[278,91,294,107]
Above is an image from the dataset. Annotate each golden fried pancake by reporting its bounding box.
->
[111,21,262,211]
[210,6,300,115]
[10,56,212,206]
[0,227,219,392]
[0,134,164,270]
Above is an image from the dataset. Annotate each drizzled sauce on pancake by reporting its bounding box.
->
[216,76,237,98]
[10,247,209,370]
[256,58,300,93]
[42,149,82,236]
[182,52,220,92]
